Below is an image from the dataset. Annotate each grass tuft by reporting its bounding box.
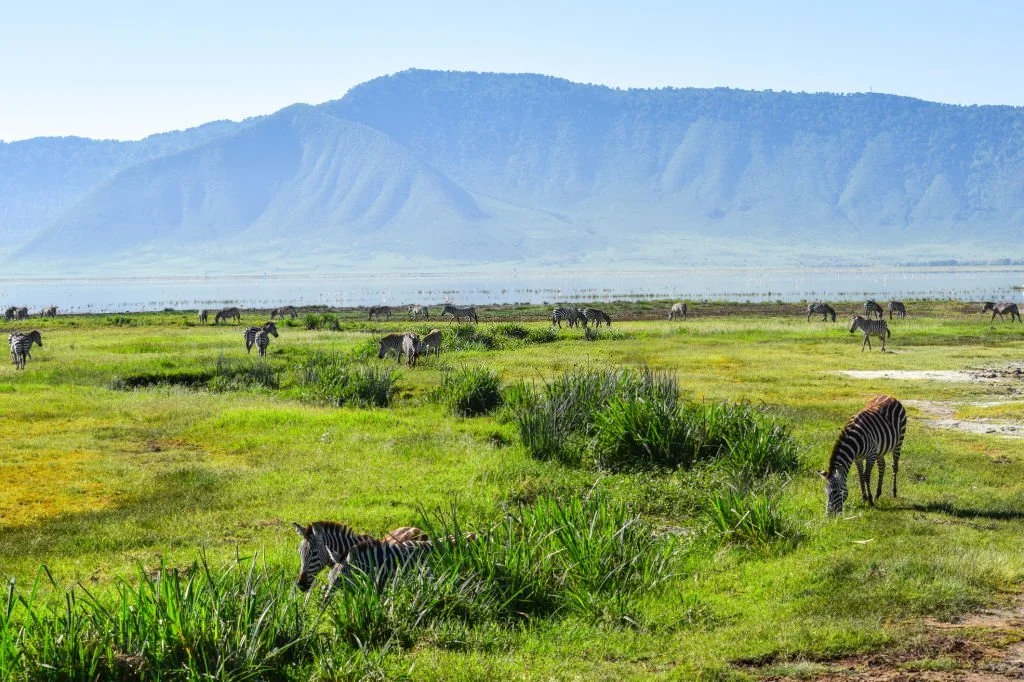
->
[299,351,397,407]
[432,366,503,417]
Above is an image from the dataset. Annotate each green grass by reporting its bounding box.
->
[1,300,1024,678]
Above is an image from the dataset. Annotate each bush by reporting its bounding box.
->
[300,351,397,407]
[705,484,799,549]
[304,313,341,331]
[432,366,503,417]
[106,316,134,326]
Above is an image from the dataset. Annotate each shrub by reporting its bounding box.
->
[443,324,497,352]
[304,313,341,331]
[433,366,503,417]
[526,327,558,344]
[300,351,397,407]
[705,485,799,549]
[106,316,134,327]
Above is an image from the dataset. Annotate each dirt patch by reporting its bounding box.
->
[836,370,998,383]
[905,400,1024,439]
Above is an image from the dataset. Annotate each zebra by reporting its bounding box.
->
[214,307,241,324]
[271,306,297,319]
[368,305,392,321]
[9,330,42,370]
[3,307,15,322]
[324,538,434,592]
[864,300,884,319]
[819,395,907,515]
[888,300,907,320]
[243,321,278,353]
[668,302,687,321]
[292,521,429,591]
[417,329,442,358]
[40,306,57,318]
[849,315,890,352]
[981,302,1022,323]
[408,304,430,320]
[378,332,420,365]
[441,304,478,323]
[552,306,583,328]
[806,302,836,322]
[580,307,612,327]
[15,307,28,321]
[197,309,209,324]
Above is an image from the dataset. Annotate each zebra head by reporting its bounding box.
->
[848,316,864,333]
[263,321,279,337]
[818,470,848,515]
[293,522,331,591]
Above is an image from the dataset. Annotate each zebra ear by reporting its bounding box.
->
[292,522,310,538]
[817,470,829,480]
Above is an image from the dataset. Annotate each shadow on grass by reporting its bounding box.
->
[881,501,1024,522]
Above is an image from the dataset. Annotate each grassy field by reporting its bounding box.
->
[2,301,1024,680]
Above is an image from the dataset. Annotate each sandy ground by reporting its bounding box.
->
[904,400,1024,439]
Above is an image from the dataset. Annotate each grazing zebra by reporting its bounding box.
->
[864,300,884,319]
[214,307,241,324]
[552,305,583,328]
[243,321,278,353]
[3,307,15,322]
[197,309,208,324]
[849,316,890,352]
[271,305,297,319]
[368,305,392,321]
[9,330,42,370]
[806,302,837,322]
[580,307,612,327]
[378,332,420,365]
[981,302,1022,323]
[668,302,688,321]
[819,395,907,515]
[408,304,430,320]
[418,329,442,358]
[441,304,478,323]
[324,538,434,591]
[40,306,57,318]
[888,300,907,320]
[15,307,28,321]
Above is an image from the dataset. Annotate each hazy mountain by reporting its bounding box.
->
[13,69,1024,271]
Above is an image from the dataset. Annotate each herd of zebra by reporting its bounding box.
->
[3,305,56,321]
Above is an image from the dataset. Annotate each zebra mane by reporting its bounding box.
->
[309,520,358,535]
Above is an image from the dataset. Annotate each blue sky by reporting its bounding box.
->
[2,1,1022,141]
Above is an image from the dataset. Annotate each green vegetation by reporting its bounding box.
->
[2,300,1024,679]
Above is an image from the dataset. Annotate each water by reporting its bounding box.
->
[0,266,1021,313]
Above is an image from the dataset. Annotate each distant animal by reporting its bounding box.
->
[40,306,57,318]
[324,538,434,592]
[254,327,278,357]
[408,304,430,320]
[197,309,208,324]
[580,307,612,327]
[271,305,297,319]
[849,316,890,352]
[981,302,1022,323]
[214,307,241,324]
[806,302,836,322]
[668,302,688,321]
[378,332,420,365]
[15,307,28,321]
[864,300,884,319]
[441,304,478,323]
[8,330,42,370]
[3,307,15,322]
[552,306,583,328]
[368,305,392,321]
[418,329,442,358]
[888,301,907,320]
[819,395,907,515]
[243,321,278,354]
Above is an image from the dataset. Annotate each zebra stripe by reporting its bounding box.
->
[292,521,376,591]
[849,316,890,352]
[552,306,583,328]
[418,329,442,358]
[378,332,420,365]
[408,304,430,320]
[215,307,241,324]
[819,395,907,515]
[982,302,1022,323]
[9,330,42,370]
[806,302,836,322]
[864,300,884,319]
[16,307,27,321]
[888,301,907,320]
[41,306,58,318]
[368,305,392,321]
[325,538,434,591]
[197,309,209,324]
[580,307,612,327]
[3,307,15,322]
[243,321,278,353]
[271,305,297,319]
[668,302,687,320]
[441,304,478,323]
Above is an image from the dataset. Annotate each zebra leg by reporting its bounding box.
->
[854,459,868,502]
[875,455,886,501]
[861,457,876,506]
[891,446,901,498]
[862,334,869,351]
[880,333,885,352]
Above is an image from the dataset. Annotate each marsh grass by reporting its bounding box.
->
[705,483,801,550]
[299,350,397,407]
[432,366,503,416]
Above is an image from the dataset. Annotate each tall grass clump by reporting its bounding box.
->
[300,351,397,407]
[442,324,498,352]
[304,312,341,331]
[508,367,798,474]
[105,316,134,327]
[705,484,800,550]
[208,355,280,391]
[432,366,503,416]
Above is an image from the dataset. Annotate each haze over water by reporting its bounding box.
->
[1,266,1021,313]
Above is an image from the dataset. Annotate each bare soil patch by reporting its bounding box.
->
[905,400,1024,439]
